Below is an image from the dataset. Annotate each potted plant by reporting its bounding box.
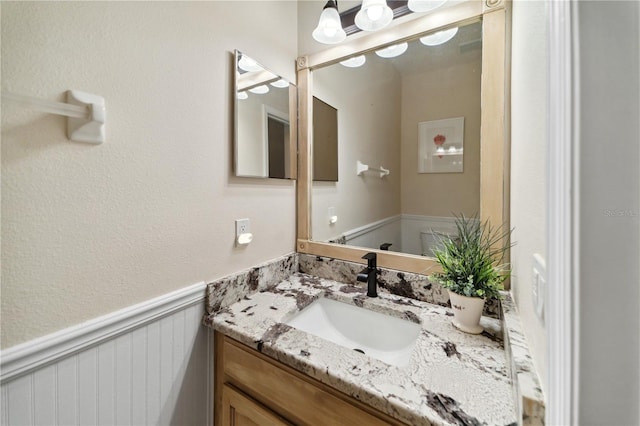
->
[430,214,513,334]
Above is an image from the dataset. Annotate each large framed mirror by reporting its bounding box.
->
[296,0,509,274]
[234,51,297,179]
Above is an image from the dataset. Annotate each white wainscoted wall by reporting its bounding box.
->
[1,283,212,426]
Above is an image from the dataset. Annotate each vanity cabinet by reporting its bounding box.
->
[214,332,405,426]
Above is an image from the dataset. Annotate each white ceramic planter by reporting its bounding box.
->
[448,290,485,334]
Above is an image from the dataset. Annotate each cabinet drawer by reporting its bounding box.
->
[221,384,292,426]
[216,333,404,426]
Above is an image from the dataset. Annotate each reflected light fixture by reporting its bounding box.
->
[419,27,459,46]
[248,85,269,94]
[270,79,289,88]
[375,42,408,58]
[238,55,264,73]
[407,0,448,13]
[355,0,393,31]
[237,91,248,100]
[340,55,366,68]
[312,0,347,45]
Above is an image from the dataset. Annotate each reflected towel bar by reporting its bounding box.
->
[357,160,389,178]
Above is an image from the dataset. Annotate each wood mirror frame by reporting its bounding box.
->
[296,0,510,276]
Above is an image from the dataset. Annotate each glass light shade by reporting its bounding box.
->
[248,85,269,94]
[355,0,393,32]
[375,42,409,58]
[238,55,264,73]
[420,27,459,46]
[237,91,248,100]
[312,3,346,44]
[270,79,289,88]
[340,55,366,68]
[407,0,448,13]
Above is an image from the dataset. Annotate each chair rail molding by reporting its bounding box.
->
[1,281,207,382]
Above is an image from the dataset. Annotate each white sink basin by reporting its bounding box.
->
[285,297,421,367]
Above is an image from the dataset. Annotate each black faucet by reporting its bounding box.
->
[356,252,378,297]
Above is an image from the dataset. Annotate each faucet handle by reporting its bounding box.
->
[362,252,376,261]
[361,252,377,269]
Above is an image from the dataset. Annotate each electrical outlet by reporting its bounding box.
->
[235,218,250,237]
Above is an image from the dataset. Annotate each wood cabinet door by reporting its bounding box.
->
[221,384,291,426]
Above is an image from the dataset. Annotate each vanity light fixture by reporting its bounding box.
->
[248,85,269,94]
[340,55,366,68]
[237,91,248,100]
[270,79,289,88]
[355,0,393,32]
[313,0,451,45]
[375,42,409,58]
[419,27,459,46]
[312,0,347,45]
[407,0,448,13]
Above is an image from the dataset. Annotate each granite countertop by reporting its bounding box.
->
[205,273,516,426]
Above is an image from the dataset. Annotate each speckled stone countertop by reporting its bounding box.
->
[205,273,516,426]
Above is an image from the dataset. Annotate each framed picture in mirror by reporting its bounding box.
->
[418,117,464,173]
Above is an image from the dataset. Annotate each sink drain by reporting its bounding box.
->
[353,348,366,354]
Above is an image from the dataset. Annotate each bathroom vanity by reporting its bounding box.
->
[216,334,403,425]
[206,273,516,425]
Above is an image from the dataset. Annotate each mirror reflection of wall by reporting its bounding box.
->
[234,51,295,179]
[311,21,482,256]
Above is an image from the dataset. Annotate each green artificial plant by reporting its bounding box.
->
[430,214,514,300]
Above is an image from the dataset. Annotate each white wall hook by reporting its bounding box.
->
[357,160,389,178]
[66,90,105,144]
[357,160,369,175]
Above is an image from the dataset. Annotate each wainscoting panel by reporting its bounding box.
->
[1,285,211,426]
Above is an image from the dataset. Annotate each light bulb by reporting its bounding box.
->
[448,146,456,153]
[367,5,383,21]
[340,55,366,68]
[312,1,346,44]
[375,42,409,58]
[249,85,269,94]
[237,91,248,100]
[355,0,393,32]
[238,55,263,73]
[420,27,459,46]
[270,79,289,88]
[324,27,337,37]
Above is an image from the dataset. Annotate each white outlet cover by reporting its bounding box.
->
[235,218,250,236]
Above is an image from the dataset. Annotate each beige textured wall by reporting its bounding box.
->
[400,56,481,217]
[510,0,548,394]
[311,57,402,242]
[1,1,298,349]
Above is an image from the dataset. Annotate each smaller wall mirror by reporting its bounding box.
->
[234,50,297,179]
